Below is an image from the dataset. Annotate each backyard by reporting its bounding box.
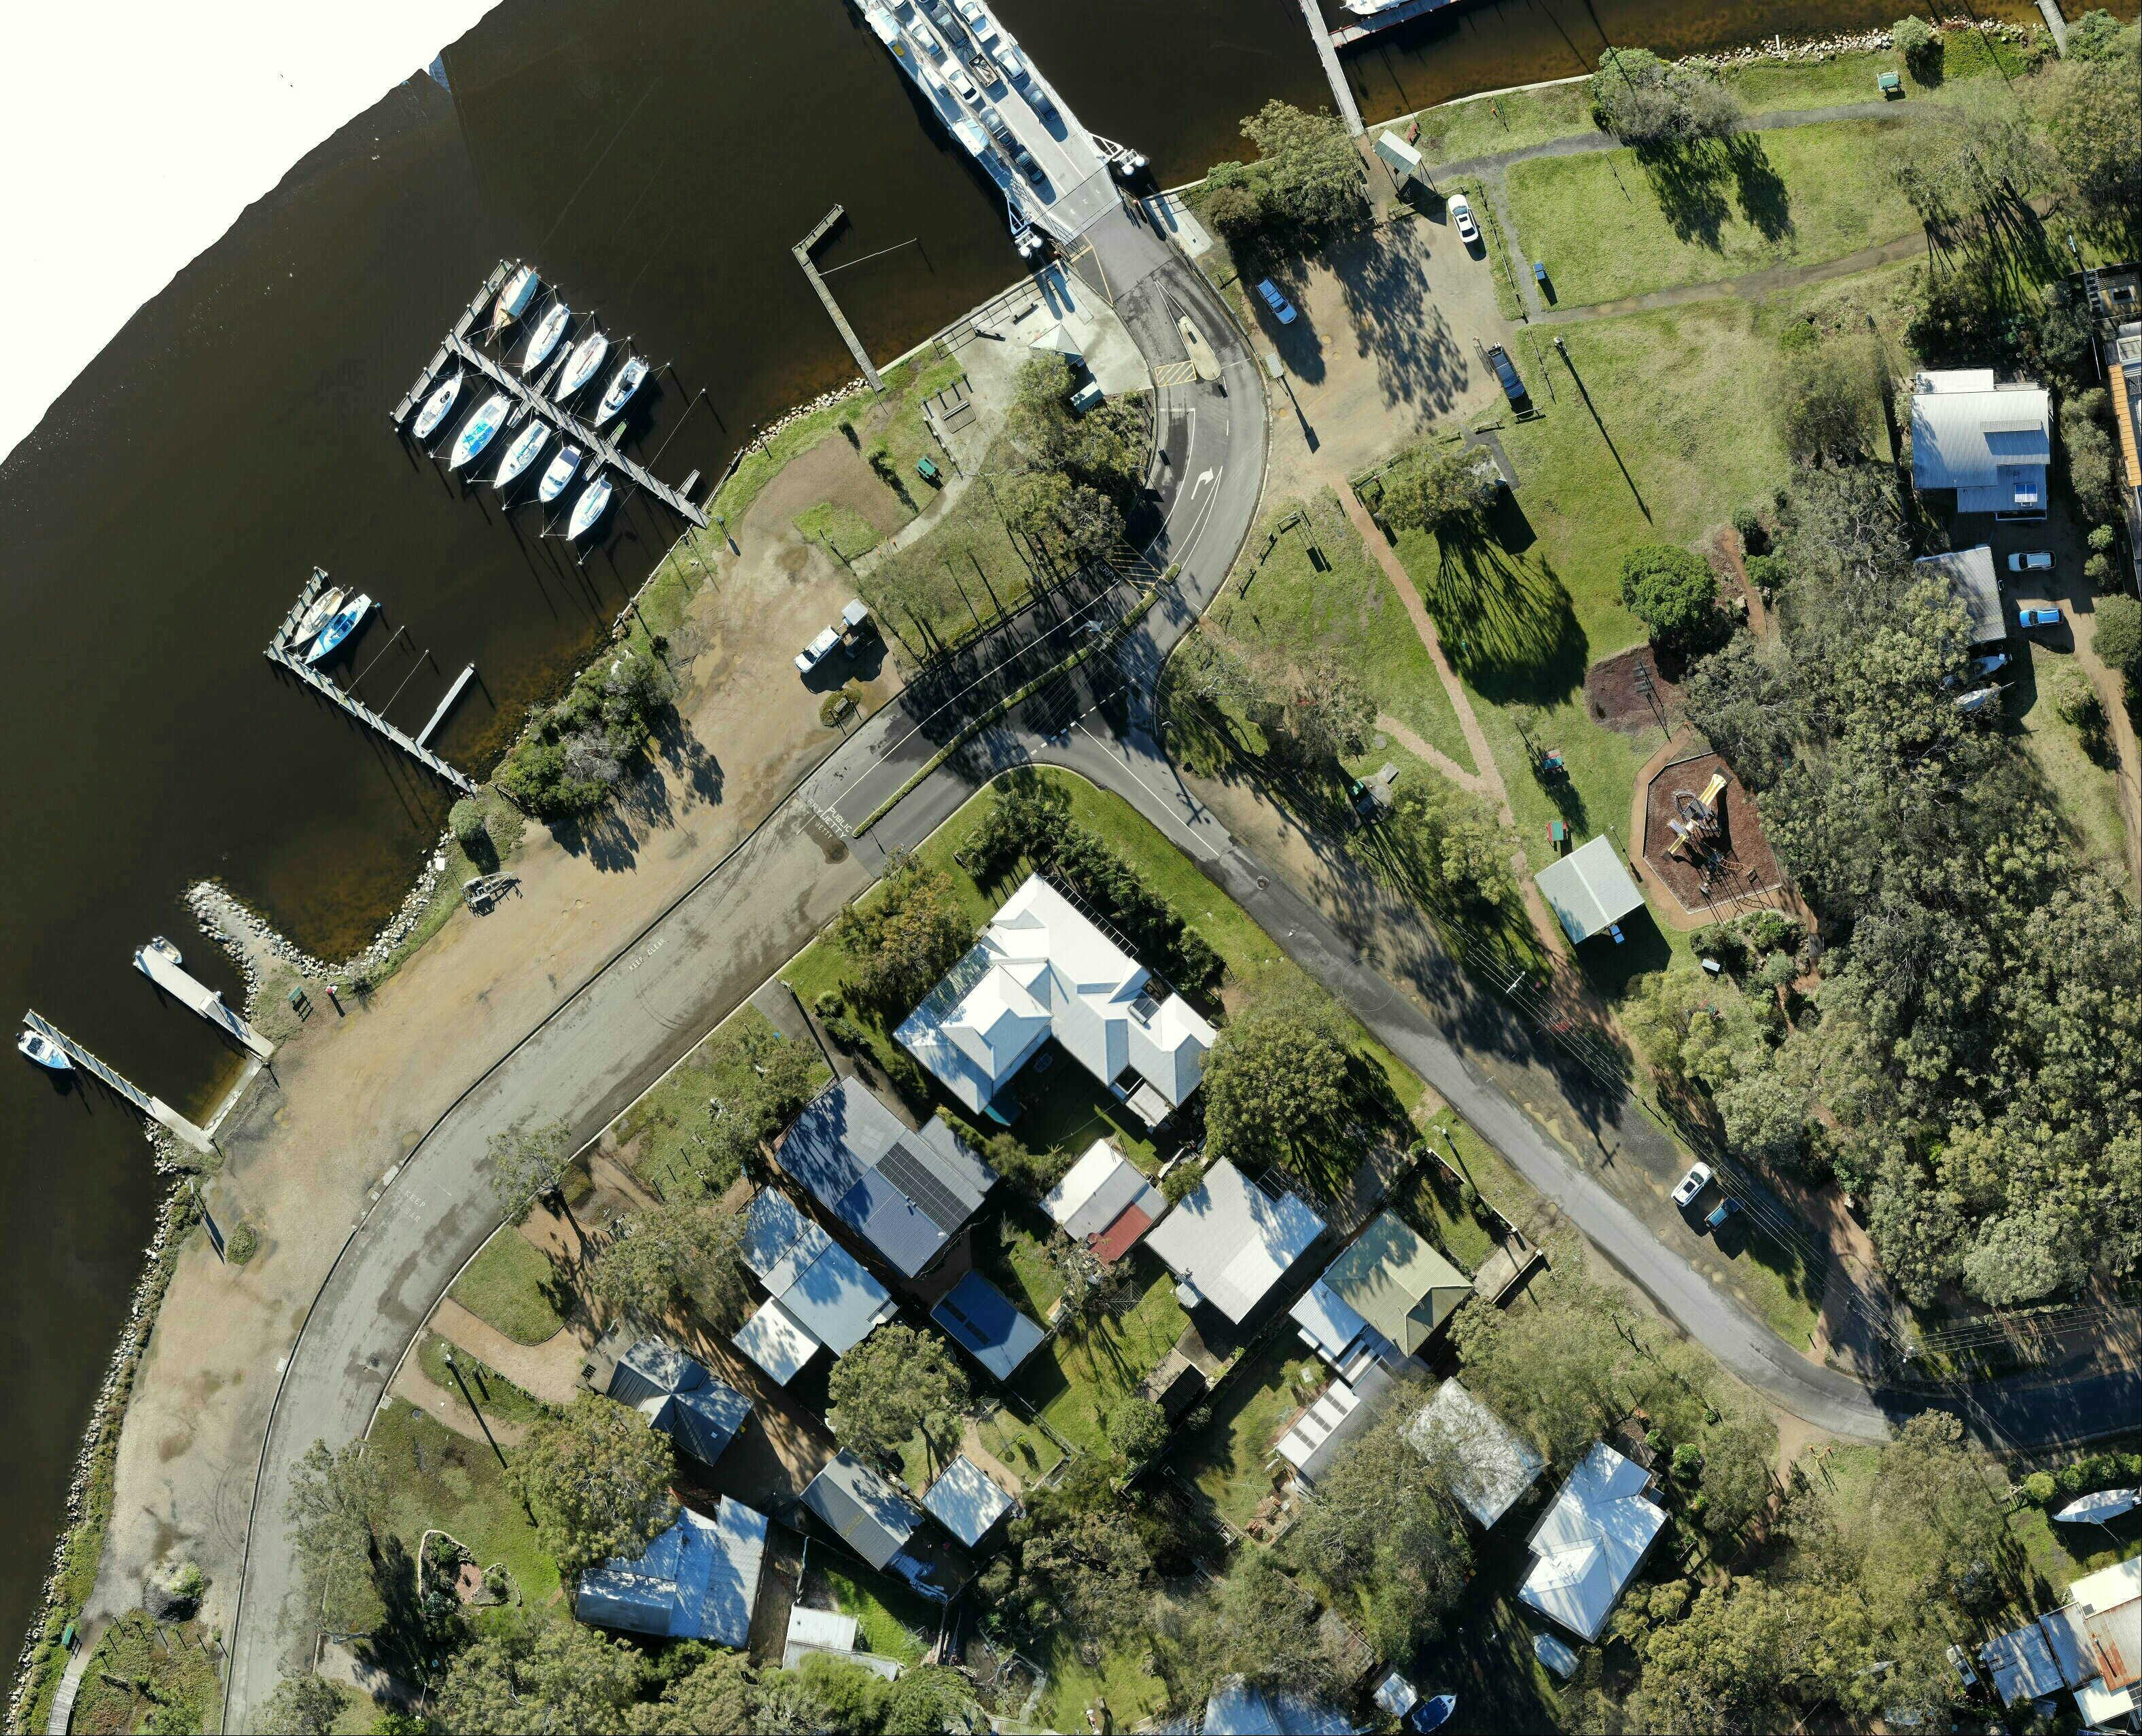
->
[1006,1252,1191,1457]
[1165,1335,1324,1536]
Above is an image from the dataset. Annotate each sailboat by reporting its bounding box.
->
[289,585,348,649]
[493,421,551,492]
[595,354,648,423]
[2055,1487,2142,1525]
[557,330,610,400]
[567,473,614,540]
[449,392,511,470]
[521,300,572,373]
[538,444,584,505]
[305,593,374,665]
[17,1030,71,1071]
[412,372,461,440]
[489,264,539,338]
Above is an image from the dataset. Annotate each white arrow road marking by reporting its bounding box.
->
[1191,467,1216,496]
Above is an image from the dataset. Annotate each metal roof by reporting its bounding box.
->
[734,1188,895,1361]
[1913,546,2005,644]
[1534,836,1646,944]
[930,1269,1046,1382]
[802,1449,924,1570]
[1319,1211,1470,1356]
[1910,373,2050,504]
[1405,1379,1545,1530]
[577,1498,769,1648]
[921,1453,1017,1547]
[1145,1158,1324,1324]
[608,1336,752,1466]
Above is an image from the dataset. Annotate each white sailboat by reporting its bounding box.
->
[2055,1487,2142,1525]
[449,392,511,470]
[595,354,648,423]
[305,593,374,665]
[557,331,610,400]
[489,264,539,338]
[289,585,348,648]
[521,301,572,373]
[567,473,614,540]
[493,421,552,492]
[412,372,461,440]
[538,444,584,505]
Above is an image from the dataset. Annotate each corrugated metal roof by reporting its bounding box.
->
[802,1450,922,1570]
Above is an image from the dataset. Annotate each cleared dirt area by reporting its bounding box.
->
[754,434,911,544]
[1585,643,1684,735]
[1640,750,1785,916]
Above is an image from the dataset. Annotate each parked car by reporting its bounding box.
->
[1484,343,1527,406]
[2018,605,2062,630]
[1447,192,1479,243]
[946,63,980,103]
[956,0,997,39]
[1673,1163,1714,1208]
[911,19,945,58]
[2007,550,2053,573]
[1706,1197,1742,1231]
[1953,685,2002,714]
[1255,279,1298,325]
[997,42,1031,84]
[1014,146,1045,185]
[794,626,841,676]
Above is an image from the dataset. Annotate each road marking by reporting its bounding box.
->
[1189,466,1216,497]
[1075,721,1221,861]
[1152,360,1199,387]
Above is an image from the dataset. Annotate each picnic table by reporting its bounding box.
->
[1549,819,1568,847]
[916,455,942,483]
[1877,70,1903,97]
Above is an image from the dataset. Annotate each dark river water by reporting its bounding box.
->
[0,0,2062,1660]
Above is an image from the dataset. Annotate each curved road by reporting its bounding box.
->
[221,197,2140,1729]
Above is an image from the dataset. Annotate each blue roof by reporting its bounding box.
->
[737,1189,893,1357]
[578,1498,769,1648]
[931,1270,1045,1382]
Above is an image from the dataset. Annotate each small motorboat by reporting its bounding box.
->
[595,354,648,423]
[567,473,614,540]
[521,300,572,373]
[1408,1695,1457,1734]
[412,372,461,440]
[489,264,539,338]
[538,444,584,505]
[18,1030,71,1072]
[449,392,511,471]
[494,421,551,492]
[305,592,374,665]
[557,330,610,400]
[2056,1487,2142,1525]
[289,584,347,648]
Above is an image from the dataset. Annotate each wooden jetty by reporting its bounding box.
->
[417,662,477,748]
[391,260,512,425]
[793,206,885,393]
[23,1009,216,1155]
[1328,0,1467,47]
[1297,0,1366,133]
[442,330,709,526]
[134,938,276,1059]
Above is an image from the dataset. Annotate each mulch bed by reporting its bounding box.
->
[1585,644,1685,735]
[1641,750,1786,915]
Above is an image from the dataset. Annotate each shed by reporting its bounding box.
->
[921,1454,1017,1548]
[930,1269,1046,1382]
[801,1450,924,1572]
[1405,1378,1545,1530]
[1912,546,2005,646]
[1374,130,1423,182]
[1534,835,1646,945]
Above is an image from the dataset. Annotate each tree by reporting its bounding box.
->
[285,1438,390,1637]
[1239,101,1369,237]
[449,798,491,855]
[1106,1396,1168,1467]
[832,852,975,1010]
[434,1614,648,1736]
[1589,48,1744,147]
[1619,544,1717,642]
[965,769,1074,881]
[1891,15,1942,78]
[1201,1001,1351,1173]
[627,1649,759,1735]
[1698,1412,1778,1536]
[2063,389,2119,520]
[1779,343,1876,467]
[512,1394,678,1578]
[1162,1551,1351,1707]
[826,1324,970,1468]
[262,1671,344,1736]
[487,1119,574,1224]
[1379,444,1500,536]
[793,1654,890,1735]
[2096,595,2142,673]
[1002,1496,1153,1637]
[880,1666,983,1736]
[582,1200,750,1332]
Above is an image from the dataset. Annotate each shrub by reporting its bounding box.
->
[2095,594,2142,673]
[822,1016,866,1052]
[1744,553,1789,595]
[813,989,845,1018]
[2020,1470,2057,1505]
[1732,507,1768,554]
[884,1052,931,1105]
[224,1222,259,1265]
[2089,525,2118,555]
[1619,544,1718,642]
[1891,14,1942,77]
[2085,552,2113,590]
[449,799,489,853]
[1671,1442,1705,1482]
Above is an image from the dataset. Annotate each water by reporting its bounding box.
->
[0,0,2076,1663]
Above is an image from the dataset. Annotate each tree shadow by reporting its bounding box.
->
[1727,135,1793,243]
[1634,136,1796,249]
[1325,226,1469,421]
[1420,518,1587,706]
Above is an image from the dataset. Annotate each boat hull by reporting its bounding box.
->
[539,447,584,505]
[490,264,538,337]
[567,477,614,539]
[522,304,571,373]
[558,334,610,400]
[290,586,347,647]
[495,423,550,491]
[450,393,510,470]
[18,1032,71,1072]
[305,595,373,665]
[596,357,648,423]
[412,375,461,440]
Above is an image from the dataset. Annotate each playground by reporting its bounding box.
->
[1640,750,1786,919]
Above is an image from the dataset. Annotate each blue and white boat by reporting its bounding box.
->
[18,1030,70,1072]
[567,474,614,540]
[289,585,347,649]
[412,372,460,440]
[595,354,648,423]
[489,264,539,339]
[557,331,610,400]
[521,300,572,373]
[449,392,510,471]
[493,421,551,492]
[305,592,374,665]
[538,444,584,505]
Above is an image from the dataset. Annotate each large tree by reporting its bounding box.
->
[261,1671,345,1736]
[833,852,975,1011]
[1778,342,1876,467]
[284,1438,390,1637]
[2039,42,2141,239]
[434,1613,648,1736]
[994,1495,1153,1639]
[582,1199,750,1332]
[1588,47,1744,148]
[487,1119,575,1225]
[1619,544,1717,643]
[512,1394,678,1578]
[1379,444,1500,536]
[1200,1000,1352,1174]
[825,1324,970,1469]
[1203,102,1368,245]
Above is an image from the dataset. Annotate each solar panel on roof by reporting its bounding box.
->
[879,1139,970,1233]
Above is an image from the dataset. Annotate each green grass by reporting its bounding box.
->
[1215,491,1475,775]
[417,1331,554,1429]
[373,1397,561,1608]
[1168,1337,1324,1534]
[68,1612,221,1736]
[2007,1499,2142,1601]
[1008,1254,1189,1455]
[815,1565,936,1664]
[975,1400,1066,1483]
[2017,644,2129,871]
[1036,1629,1168,1735]
[1507,118,1923,306]
[794,499,885,561]
[448,1230,567,1346]
[1406,82,1598,166]
[859,436,1051,654]
[975,1203,1067,1322]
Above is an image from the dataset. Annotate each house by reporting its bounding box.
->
[800,1449,929,1578]
[1909,368,2051,520]
[1276,1356,1399,1487]
[1144,1158,1325,1324]
[894,874,1216,1127]
[930,1269,1046,1382]
[577,1498,769,1648]
[1517,1441,1668,1642]
[603,1336,752,1466]
[774,1076,996,1279]
[1405,1379,1545,1530]
[1202,1676,1359,1736]
[731,1190,897,1386]
[782,1605,903,1680]
[1913,546,2006,647]
[1312,1211,1471,1358]
[921,1454,1018,1550]
[1535,835,1647,946]
[1979,1554,2140,1726]
[1042,1138,1165,1263]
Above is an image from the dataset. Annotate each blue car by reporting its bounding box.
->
[2018,605,2061,631]
[1484,343,1527,406]
[1255,279,1298,325]
[1706,1197,1741,1231]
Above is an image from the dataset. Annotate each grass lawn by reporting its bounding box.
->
[1007,1252,1189,1456]
[2016,643,2129,872]
[417,1331,553,1430]
[372,1398,560,1608]
[1167,1336,1324,1534]
[794,499,885,561]
[1214,490,1475,775]
[811,1563,937,1665]
[448,1230,567,1346]
[1036,1629,1168,1735]
[69,1612,221,1736]
[976,1400,1066,1483]
[1507,118,1922,306]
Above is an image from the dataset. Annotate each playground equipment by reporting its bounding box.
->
[1664,770,1732,862]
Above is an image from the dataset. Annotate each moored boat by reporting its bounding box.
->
[449,392,511,470]
[538,444,584,505]
[289,585,347,648]
[494,421,552,492]
[305,593,374,665]
[595,354,648,423]
[521,300,572,373]
[489,264,539,338]
[18,1030,71,1072]
[557,331,610,400]
[412,372,461,440]
[567,473,614,540]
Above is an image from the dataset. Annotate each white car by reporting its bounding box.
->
[946,63,980,103]
[1447,192,1480,244]
[911,18,945,58]
[794,626,841,676]
[957,0,998,41]
[1672,1163,1713,1209]
[2007,550,2053,573]
[997,41,1030,84]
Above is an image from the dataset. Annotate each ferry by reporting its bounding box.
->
[412,372,461,440]
[493,421,551,492]
[538,444,584,505]
[557,331,610,400]
[567,474,614,540]
[449,392,511,470]
[489,264,540,338]
[305,593,374,665]
[521,301,572,373]
[595,355,648,423]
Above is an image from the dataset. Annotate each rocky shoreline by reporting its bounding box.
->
[1678,15,2034,68]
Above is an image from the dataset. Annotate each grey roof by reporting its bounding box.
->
[1144,1158,1325,1324]
[1913,546,2005,645]
[921,1454,1018,1548]
[1203,1677,1359,1735]
[577,1498,769,1648]
[1534,835,1646,944]
[607,1337,752,1466]
[1405,1379,1545,1530]
[1910,371,2050,512]
[776,1077,995,1277]
[930,1269,1046,1382]
[737,1190,894,1358]
[802,1449,924,1571]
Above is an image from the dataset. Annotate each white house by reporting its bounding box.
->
[1910,369,2051,520]
[1979,1553,2140,1725]
[1144,1157,1324,1324]
[1517,1442,1668,1642]
[895,874,1215,1125]
[1405,1379,1546,1531]
[1040,1137,1165,1262]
